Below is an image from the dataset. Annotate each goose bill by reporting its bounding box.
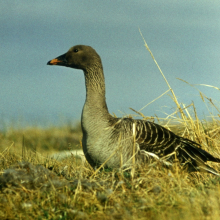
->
[47,54,67,66]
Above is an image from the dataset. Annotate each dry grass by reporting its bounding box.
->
[0,101,219,220]
[0,133,219,220]
[0,123,82,159]
[0,38,220,219]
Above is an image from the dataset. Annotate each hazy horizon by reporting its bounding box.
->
[1,1,220,129]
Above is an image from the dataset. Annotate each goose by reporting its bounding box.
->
[47,45,220,175]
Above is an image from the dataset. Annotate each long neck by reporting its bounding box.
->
[82,63,110,129]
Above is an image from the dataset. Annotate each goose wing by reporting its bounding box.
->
[133,120,220,174]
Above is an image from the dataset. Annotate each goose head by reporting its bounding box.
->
[47,45,101,71]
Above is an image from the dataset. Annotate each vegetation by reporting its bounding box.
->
[0,85,219,220]
[0,39,219,219]
[0,115,220,220]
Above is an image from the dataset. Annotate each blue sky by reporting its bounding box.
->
[1,1,220,128]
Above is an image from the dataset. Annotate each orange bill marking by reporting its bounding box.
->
[49,58,62,65]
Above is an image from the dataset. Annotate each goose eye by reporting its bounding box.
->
[74,49,78,53]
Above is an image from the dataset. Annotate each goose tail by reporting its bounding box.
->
[180,138,220,176]
[197,163,220,176]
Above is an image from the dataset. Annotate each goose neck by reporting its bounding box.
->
[83,66,109,116]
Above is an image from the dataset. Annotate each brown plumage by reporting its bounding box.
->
[47,45,220,175]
